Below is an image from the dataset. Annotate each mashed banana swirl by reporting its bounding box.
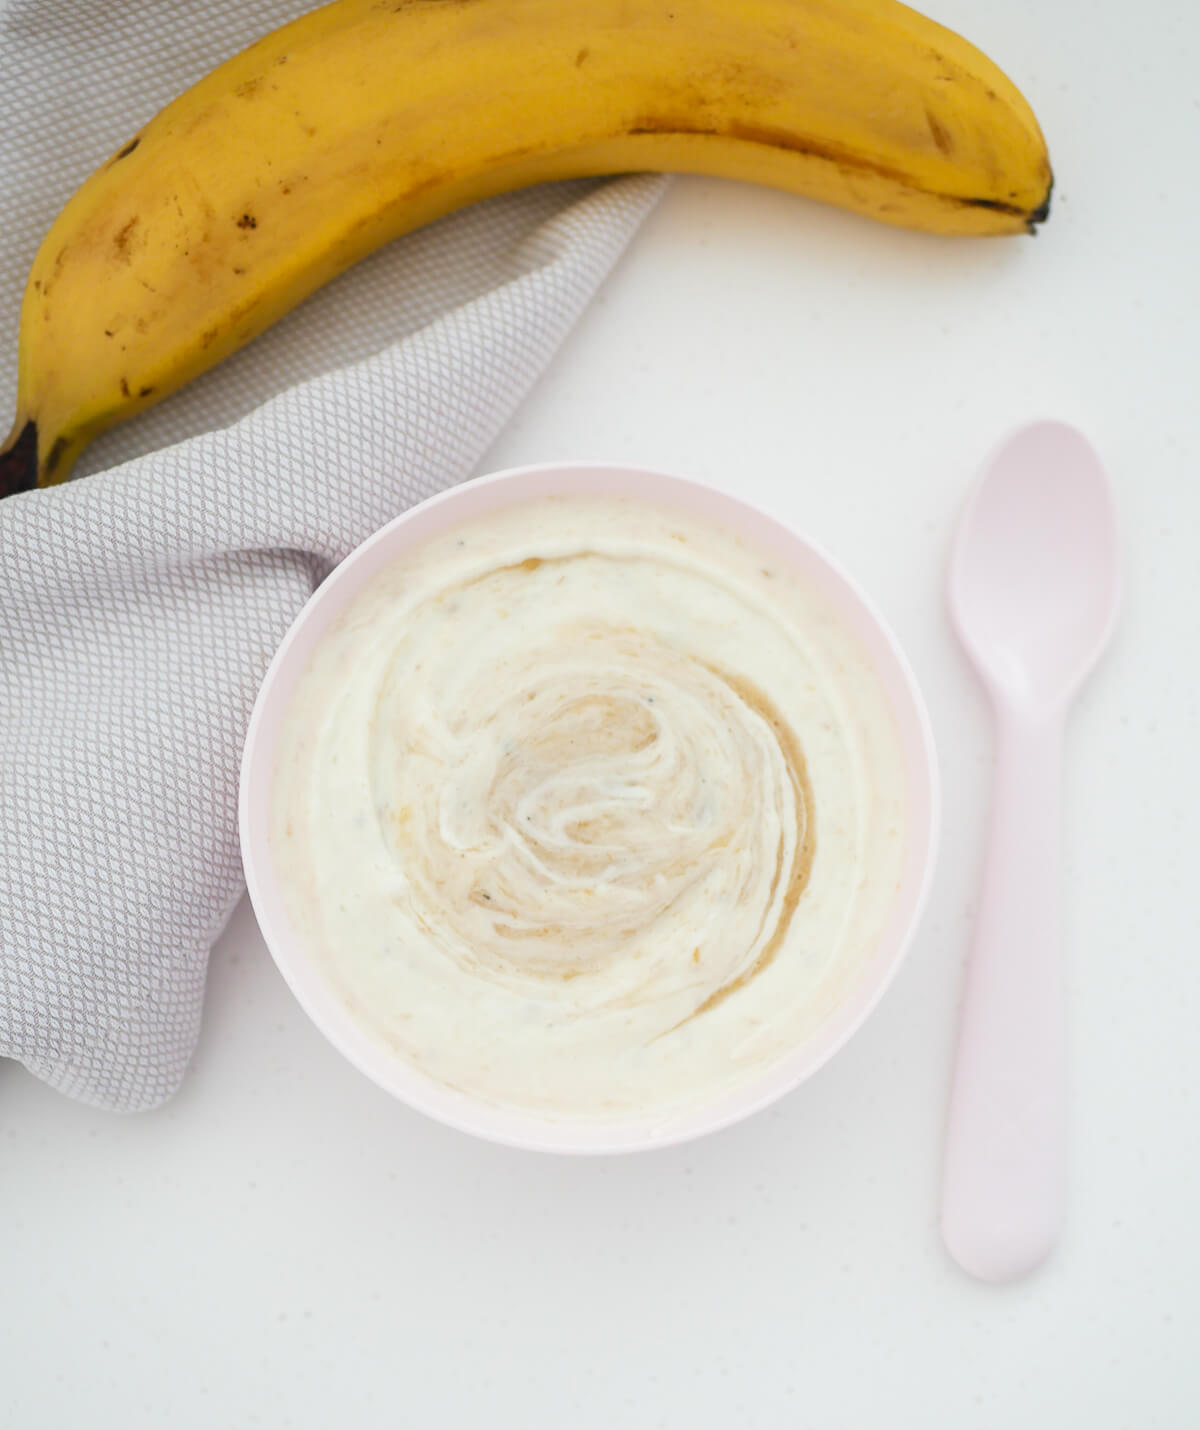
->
[271,496,906,1119]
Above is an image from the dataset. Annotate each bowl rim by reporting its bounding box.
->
[239,459,941,1154]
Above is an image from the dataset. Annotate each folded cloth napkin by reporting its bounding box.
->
[0,0,667,1111]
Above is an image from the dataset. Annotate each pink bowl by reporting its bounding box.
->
[239,462,939,1153]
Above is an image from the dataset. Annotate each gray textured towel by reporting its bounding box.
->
[0,0,666,1110]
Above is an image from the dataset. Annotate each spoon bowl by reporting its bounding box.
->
[950,421,1119,715]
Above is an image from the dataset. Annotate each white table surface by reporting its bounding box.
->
[6,2,1199,1425]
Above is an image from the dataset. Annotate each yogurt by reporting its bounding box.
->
[269,495,907,1120]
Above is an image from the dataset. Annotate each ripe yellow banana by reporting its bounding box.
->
[0,0,1051,494]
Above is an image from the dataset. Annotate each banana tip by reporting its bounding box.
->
[1027,174,1054,233]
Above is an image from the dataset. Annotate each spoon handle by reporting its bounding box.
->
[941,709,1068,1282]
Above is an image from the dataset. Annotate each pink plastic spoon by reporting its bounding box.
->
[942,421,1119,1282]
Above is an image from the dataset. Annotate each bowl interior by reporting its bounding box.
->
[239,462,939,1153]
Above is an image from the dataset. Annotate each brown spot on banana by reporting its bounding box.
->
[37,245,68,301]
[44,437,69,478]
[924,106,954,155]
[114,377,155,401]
[113,217,139,261]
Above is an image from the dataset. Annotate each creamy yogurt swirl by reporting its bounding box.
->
[270,496,906,1119]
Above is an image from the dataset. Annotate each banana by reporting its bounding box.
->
[0,0,1051,494]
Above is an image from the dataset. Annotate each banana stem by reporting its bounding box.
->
[0,420,38,498]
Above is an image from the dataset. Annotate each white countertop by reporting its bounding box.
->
[6,1,1199,1424]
